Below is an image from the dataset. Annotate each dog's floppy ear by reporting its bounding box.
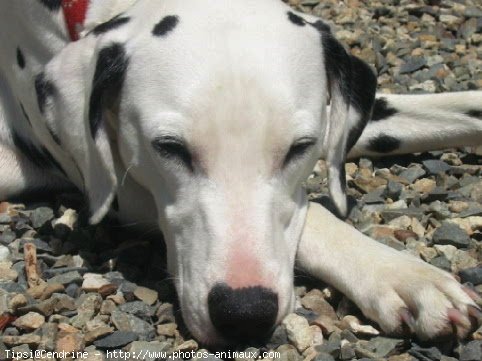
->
[319,27,377,217]
[39,37,128,224]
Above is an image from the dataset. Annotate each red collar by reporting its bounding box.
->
[62,0,89,41]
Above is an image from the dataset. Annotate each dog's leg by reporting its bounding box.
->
[348,91,482,158]
[297,201,478,340]
[0,73,70,201]
[0,142,67,200]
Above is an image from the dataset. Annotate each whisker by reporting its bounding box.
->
[120,162,134,187]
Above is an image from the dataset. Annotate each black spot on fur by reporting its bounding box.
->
[34,72,56,114]
[12,131,63,172]
[371,97,398,121]
[321,32,352,106]
[152,15,179,37]
[16,48,25,69]
[467,110,482,119]
[311,23,377,153]
[310,20,331,33]
[89,43,129,138]
[310,21,355,216]
[10,185,77,203]
[339,168,347,191]
[350,57,377,122]
[38,0,61,11]
[92,16,130,35]
[19,103,32,126]
[346,56,377,151]
[112,196,120,212]
[346,128,361,155]
[287,11,306,26]
[368,134,401,153]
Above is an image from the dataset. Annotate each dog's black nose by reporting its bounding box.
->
[208,283,278,341]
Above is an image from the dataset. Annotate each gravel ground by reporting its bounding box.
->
[1,0,482,360]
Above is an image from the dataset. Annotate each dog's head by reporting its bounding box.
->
[38,0,376,345]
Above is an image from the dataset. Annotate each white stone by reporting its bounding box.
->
[440,14,461,26]
[384,200,408,210]
[282,313,314,352]
[341,315,379,336]
[52,209,78,230]
[13,312,45,330]
[72,255,86,268]
[0,262,17,281]
[388,215,412,229]
[82,273,109,291]
[451,250,478,273]
[447,216,482,235]
[0,245,11,262]
[434,244,458,261]
[409,80,437,93]
[309,325,323,346]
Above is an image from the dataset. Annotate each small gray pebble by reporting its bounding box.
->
[0,229,16,245]
[363,189,385,204]
[0,281,26,293]
[313,353,335,361]
[0,214,11,224]
[3,327,19,336]
[409,345,442,361]
[400,57,427,74]
[364,337,406,358]
[423,188,449,204]
[430,256,452,272]
[340,329,358,343]
[119,300,154,319]
[459,205,482,218]
[19,238,52,253]
[65,282,80,298]
[30,207,54,229]
[459,267,482,285]
[381,208,424,222]
[359,158,373,170]
[93,331,139,349]
[111,309,156,341]
[432,222,470,248]
[316,334,341,358]
[459,340,482,361]
[340,344,356,360]
[385,181,403,200]
[47,271,83,285]
[399,167,426,183]
[422,159,451,175]
[267,325,288,348]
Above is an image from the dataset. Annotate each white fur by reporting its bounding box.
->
[299,202,475,340]
[0,0,479,346]
[350,91,482,158]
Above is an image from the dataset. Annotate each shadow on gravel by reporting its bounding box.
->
[1,148,481,358]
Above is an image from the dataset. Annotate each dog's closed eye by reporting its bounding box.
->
[283,137,317,167]
[151,136,193,171]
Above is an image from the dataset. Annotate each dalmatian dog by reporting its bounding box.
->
[1,0,481,346]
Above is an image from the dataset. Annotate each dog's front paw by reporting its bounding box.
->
[357,253,480,340]
[299,202,480,340]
